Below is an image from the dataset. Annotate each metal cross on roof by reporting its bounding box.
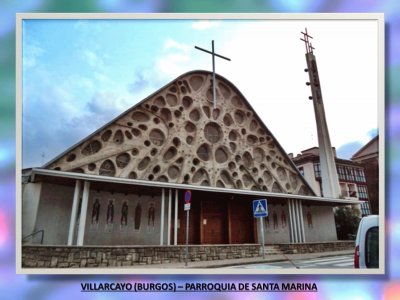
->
[194,40,231,109]
[300,28,315,54]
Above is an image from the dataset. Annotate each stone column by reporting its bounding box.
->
[160,188,165,245]
[288,199,294,243]
[67,180,81,245]
[174,189,178,245]
[167,188,172,245]
[289,199,298,243]
[294,200,303,243]
[76,180,90,246]
[298,200,306,243]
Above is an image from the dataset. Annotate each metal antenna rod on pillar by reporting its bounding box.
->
[194,40,231,109]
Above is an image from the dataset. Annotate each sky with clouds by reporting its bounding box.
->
[21,17,379,168]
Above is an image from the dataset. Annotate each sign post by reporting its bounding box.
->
[253,199,268,259]
[184,190,191,266]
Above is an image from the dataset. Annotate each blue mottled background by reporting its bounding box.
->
[1,1,399,299]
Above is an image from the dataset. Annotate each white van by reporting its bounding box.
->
[354,215,379,268]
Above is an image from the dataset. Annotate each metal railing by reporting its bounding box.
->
[22,229,44,245]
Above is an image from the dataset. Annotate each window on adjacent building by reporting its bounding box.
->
[337,165,346,180]
[345,166,355,181]
[357,185,369,199]
[360,201,371,216]
[354,168,366,182]
[313,162,321,178]
[298,166,304,176]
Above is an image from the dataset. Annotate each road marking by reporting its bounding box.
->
[296,255,352,264]
[313,258,353,266]
[335,261,354,267]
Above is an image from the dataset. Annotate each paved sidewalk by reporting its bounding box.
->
[126,249,354,269]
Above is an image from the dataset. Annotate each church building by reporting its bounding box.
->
[22,69,361,253]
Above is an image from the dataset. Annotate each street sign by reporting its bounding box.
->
[253,199,268,218]
[184,190,192,203]
[253,199,268,259]
[184,203,191,211]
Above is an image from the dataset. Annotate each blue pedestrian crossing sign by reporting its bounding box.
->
[253,199,268,218]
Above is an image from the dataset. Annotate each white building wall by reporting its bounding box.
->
[34,183,74,245]
[259,204,290,244]
[302,205,338,242]
[22,182,42,241]
[83,190,167,246]
[299,162,321,196]
[28,182,171,246]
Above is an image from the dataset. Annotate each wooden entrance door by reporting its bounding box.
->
[230,200,254,244]
[201,200,227,244]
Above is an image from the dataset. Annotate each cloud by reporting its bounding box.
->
[164,38,190,52]
[83,49,104,68]
[191,20,220,30]
[23,43,45,68]
[155,38,192,79]
[128,71,149,94]
[156,53,190,78]
[86,91,128,117]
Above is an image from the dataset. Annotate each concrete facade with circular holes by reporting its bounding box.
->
[47,71,312,196]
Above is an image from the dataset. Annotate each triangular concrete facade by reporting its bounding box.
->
[46,71,314,196]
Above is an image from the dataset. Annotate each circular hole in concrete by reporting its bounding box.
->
[163,147,177,161]
[139,124,147,131]
[166,93,178,106]
[174,110,182,118]
[150,148,158,156]
[131,128,141,137]
[186,136,193,144]
[66,153,76,162]
[125,130,132,139]
[204,122,223,144]
[82,140,102,155]
[149,129,165,146]
[116,153,131,168]
[185,121,196,133]
[173,137,181,147]
[189,108,201,122]
[132,111,150,122]
[196,143,211,161]
[182,96,193,108]
[101,130,112,142]
[153,165,161,174]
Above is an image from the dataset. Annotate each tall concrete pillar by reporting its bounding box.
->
[67,180,81,245]
[305,51,341,198]
[76,181,90,246]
